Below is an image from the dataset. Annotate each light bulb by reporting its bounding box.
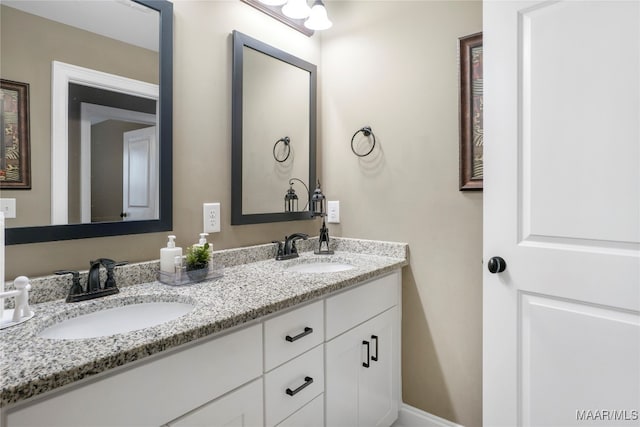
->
[282,0,311,19]
[304,0,332,30]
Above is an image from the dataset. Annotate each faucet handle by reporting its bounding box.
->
[99,260,127,289]
[55,270,84,296]
[272,241,284,258]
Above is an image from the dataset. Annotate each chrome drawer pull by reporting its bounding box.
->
[286,376,314,396]
[285,326,313,342]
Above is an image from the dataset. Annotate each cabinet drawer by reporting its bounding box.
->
[265,345,324,427]
[276,394,324,427]
[325,270,399,339]
[168,378,263,427]
[264,300,324,371]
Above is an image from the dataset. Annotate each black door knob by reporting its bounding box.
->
[488,257,507,274]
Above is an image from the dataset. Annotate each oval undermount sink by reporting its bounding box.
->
[286,262,355,273]
[39,301,195,340]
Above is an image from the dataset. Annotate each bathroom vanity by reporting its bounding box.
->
[0,238,407,427]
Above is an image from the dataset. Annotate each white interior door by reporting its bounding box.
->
[122,126,158,221]
[484,1,640,426]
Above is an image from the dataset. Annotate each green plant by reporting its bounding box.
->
[186,243,210,271]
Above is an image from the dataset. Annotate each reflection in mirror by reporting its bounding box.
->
[51,62,160,225]
[1,0,173,244]
[231,31,317,225]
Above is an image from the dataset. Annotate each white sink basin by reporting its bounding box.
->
[286,262,355,273]
[39,301,195,340]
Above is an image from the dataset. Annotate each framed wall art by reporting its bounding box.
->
[1,79,31,189]
[459,32,483,191]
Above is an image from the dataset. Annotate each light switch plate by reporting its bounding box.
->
[327,200,340,223]
[0,198,16,219]
[203,203,221,233]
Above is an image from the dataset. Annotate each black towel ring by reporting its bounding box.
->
[351,126,376,157]
[273,136,291,162]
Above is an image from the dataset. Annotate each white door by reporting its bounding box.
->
[484,1,640,426]
[122,126,158,221]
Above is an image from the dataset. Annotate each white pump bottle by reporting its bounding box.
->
[160,235,183,274]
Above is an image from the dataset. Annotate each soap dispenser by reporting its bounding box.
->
[193,232,211,263]
[195,232,209,248]
[160,235,182,274]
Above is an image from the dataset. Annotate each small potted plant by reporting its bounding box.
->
[185,243,211,282]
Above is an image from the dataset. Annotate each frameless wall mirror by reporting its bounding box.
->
[231,31,317,225]
[1,0,173,244]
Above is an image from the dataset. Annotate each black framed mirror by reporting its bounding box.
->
[3,0,173,244]
[231,30,317,225]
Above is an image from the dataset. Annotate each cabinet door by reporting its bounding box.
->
[358,307,397,427]
[168,379,263,427]
[325,307,398,427]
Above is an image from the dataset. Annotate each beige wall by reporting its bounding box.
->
[320,2,483,426]
[4,1,320,278]
[5,1,482,426]
[242,47,310,214]
[0,5,158,227]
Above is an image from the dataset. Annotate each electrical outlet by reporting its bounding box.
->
[203,203,221,233]
[327,200,340,223]
[0,198,16,219]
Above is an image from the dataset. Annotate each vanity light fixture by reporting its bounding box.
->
[248,0,332,35]
[258,0,287,5]
[304,0,332,30]
[282,0,311,19]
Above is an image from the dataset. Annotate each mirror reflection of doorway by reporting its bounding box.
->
[52,62,159,225]
[122,126,158,222]
[79,103,157,223]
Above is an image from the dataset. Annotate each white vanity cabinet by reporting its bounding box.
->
[264,300,324,427]
[168,379,264,427]
[3,270,401,427]
[325,272,401,427]
[5,324,264,427]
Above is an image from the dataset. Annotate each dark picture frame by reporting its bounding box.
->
[1,79,31,189]
[459,32,483,191]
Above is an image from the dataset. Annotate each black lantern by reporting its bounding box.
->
[284,184,299,212]
[284,178,310,213]
[310,180,326,217]
[311,180,334,255]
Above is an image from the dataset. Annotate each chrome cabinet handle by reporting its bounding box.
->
[286,376,314,396]
[286,327,313,342]
[487,256,507,274]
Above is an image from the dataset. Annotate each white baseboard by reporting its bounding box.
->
[395,404,465,427]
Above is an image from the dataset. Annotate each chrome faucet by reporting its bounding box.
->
[56,258,127,303]
[274,233,308,260]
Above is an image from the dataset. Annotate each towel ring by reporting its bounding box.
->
[351,126,376,157]
[273,136,291,163]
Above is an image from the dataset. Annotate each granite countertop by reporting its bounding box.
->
[0,238,408,408]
